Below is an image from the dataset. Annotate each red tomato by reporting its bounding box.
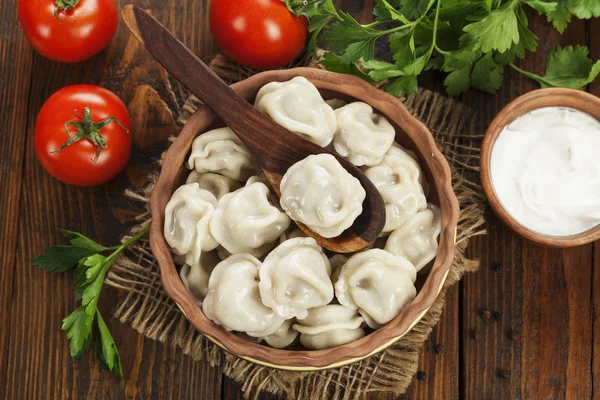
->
[210,0,307,69]
[18,0,118,63]
[34,85,131,187]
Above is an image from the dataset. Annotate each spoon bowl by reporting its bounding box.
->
[121,5,385,253]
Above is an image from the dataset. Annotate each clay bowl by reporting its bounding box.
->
[150,67,460,370]
[481,88,600,248]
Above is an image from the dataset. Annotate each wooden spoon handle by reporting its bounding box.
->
[121,6,295,161]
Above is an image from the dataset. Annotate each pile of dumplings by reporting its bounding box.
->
[164,77,442,350]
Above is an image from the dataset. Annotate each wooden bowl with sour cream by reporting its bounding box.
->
[481,88,600,248]
[150,68,460,370]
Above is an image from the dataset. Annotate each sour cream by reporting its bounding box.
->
[490,107,600,236]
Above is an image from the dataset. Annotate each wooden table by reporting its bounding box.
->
[1,1,598,399]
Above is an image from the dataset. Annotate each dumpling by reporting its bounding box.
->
[292,305,365,350]
[210,181,291,258]
[329,254,349,283]
[333,102,396,166]
[259,237,334,319]
[164,183,218,265]
[278,227,306,242]
[187,127,259,181]
[202,254,284,337]
[280,154,366,238]
[179,251,220,305]
[385,204,442,272]
[255,76,337,147]
[186,171,241,199]
[262,319,299,349]
[335,249,417,329]
[325,98,347,110]
[363,144,428,234]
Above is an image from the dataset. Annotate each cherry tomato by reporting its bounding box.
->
[18,0,118,63]
[34,85,131,187]
[210,0,307,69]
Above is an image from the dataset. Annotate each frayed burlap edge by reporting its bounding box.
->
[105,54,487,400]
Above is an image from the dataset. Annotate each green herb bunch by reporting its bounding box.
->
[32,227,150,380]
[285,0,600,96]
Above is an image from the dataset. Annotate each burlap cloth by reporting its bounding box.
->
[105,54,487,400]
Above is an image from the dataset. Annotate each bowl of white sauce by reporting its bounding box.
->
[481,88,600,247]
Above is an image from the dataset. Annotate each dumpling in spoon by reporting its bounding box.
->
[280,154,366,238]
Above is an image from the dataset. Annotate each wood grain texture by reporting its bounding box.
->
[0,0,221,399]
[1,0,599,399]
[0,0,35,389]
[460,13,594,400]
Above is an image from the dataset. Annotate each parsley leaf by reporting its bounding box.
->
[321,11,382,63]
[524,0,558,14]
[33,226,150,380]
[62,307,93,359]
[386,75,419,96]
[512,45,600,89]
[96,312,123,380]
[319,52,374,83]
[462,5,520,54]
[568,0,600,19]
[374,0,411,23]
[471,53,504,93]
[305,0,600,96]
[545,0,572,33]
[32,246,97,273]
[398,0,434,19]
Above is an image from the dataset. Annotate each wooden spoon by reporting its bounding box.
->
[121,5,385,253]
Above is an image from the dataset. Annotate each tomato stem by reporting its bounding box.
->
[54,0,81,19]
[52,107,129,163]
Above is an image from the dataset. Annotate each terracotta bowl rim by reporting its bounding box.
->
[149,67,460,370]
[480,87,600,248]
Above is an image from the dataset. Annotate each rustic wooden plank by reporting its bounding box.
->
[589,20,600,400]
[0,0,35,389]
[460,12,593,400]
[1,0,220,399]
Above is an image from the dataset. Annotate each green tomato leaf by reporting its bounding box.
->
[95,312,123,381]
[385,75,419,96]
[62,306,93,359]
[462,5,520,54]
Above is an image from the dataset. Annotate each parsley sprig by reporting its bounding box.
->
[32,226,150,380]
[286,0,600,96]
